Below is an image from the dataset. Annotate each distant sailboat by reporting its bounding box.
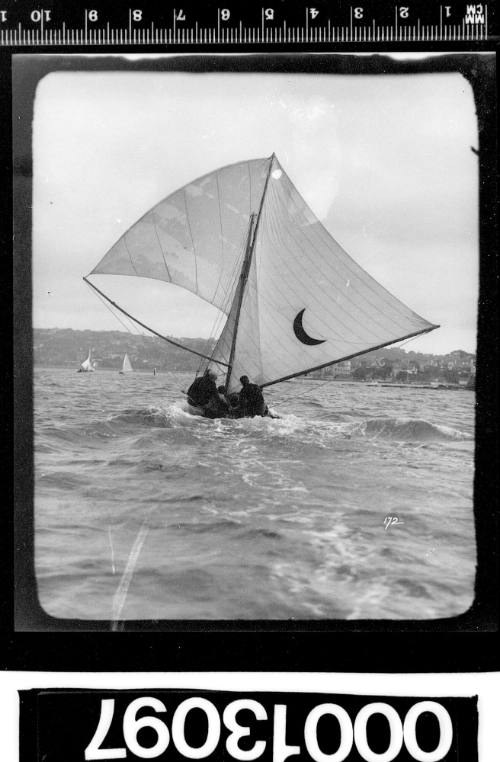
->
[119,353,133,374]
[77,347,95,373]
[84,154,438,413]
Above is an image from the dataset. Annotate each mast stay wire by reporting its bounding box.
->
[195,234,249,377]
[90,284,142,336]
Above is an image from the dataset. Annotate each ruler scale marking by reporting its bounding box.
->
[0,6,491,46]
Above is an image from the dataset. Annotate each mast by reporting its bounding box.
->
[225,213,256,389]
[225,153,275,389]
[83,276,229,367]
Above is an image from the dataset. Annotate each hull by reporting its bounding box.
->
[185,400,277,420]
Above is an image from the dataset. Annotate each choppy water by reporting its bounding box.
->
[34,368,476,622]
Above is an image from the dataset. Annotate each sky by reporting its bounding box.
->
[30,58,479,354]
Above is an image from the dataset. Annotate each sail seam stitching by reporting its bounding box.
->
[273,179,416,337]
[271,183,424,339]
[151,214,172,281]
[247,162,252,217]
[212,170,225,305]
[276,169,431,326]
[123,235,139,276]
[183,188,198,293]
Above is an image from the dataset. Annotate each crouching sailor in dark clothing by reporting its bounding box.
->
[239,375,267,417]
[187,369,228,418]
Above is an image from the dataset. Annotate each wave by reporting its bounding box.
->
[107,407,171,427]
[362,417,472,442]
[37,404,473,454]
[101,409,473,446]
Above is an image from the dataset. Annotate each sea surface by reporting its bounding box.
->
[34,368,476,623]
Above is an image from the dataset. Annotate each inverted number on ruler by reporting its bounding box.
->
[30,9,51,21]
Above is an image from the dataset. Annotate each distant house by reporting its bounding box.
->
[334,360,352,376]
[407,360,420,375]
[391,363,402,378]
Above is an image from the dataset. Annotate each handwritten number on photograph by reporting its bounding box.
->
[384,516,405,531]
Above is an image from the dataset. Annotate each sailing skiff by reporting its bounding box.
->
[119,353,133,374]
[84,154,438,414]
[77,347,95,373]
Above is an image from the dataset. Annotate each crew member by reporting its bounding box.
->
[187,370,228,418]
[239,375,267,417]
[218,385,242,417]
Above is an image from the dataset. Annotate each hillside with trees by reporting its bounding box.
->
[34,328,214,372]
[34,328,476,385]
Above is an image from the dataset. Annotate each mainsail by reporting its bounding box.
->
[120,353,133,374]
[86,155,438,392]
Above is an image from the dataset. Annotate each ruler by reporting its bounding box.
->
[0,2,494,46]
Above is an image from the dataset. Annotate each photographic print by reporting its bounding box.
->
[14,53,487,628]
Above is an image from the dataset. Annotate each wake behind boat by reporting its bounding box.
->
[84,154,438,416]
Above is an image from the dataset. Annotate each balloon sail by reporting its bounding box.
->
[86,155,438,392]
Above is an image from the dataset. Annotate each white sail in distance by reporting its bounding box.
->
[87,155,438,392]
[79,348,95,372]
[120,353,133,373]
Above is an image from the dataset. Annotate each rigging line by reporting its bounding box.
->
[94,288,149,339]
[123,235,140,276]
[203,242,249,370]
[90,282,140,335]
[183,187,198,293]
[396,334,422,349]
[151,214,172,281]
[83,276,230,366]
[277,376,337,405]
[209,220,248,319]
[212,245,246,327]
[204,240,244,351]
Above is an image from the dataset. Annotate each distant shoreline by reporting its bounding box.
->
[34,366,474,391]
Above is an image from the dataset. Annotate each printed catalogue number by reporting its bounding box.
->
[21,690,477,762]
[85,696,453,762]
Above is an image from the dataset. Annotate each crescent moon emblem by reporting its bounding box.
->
[293,309,326,346]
